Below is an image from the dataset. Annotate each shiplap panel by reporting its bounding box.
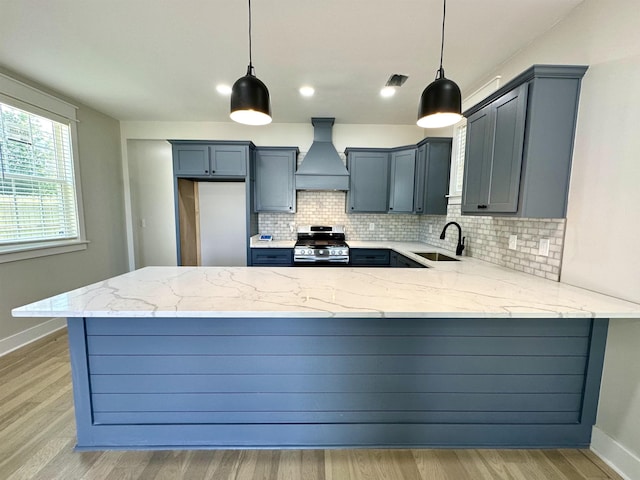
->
[93,410,580,425]
[70,316,607,448]
[86,335,589,356]
[85,317,591,337]
[90,373,585,394]
[91,392,582,413]
[88,354,588,375]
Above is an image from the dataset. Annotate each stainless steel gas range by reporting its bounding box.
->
[293,225,349,265]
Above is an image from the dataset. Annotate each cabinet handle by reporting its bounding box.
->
[477,204,488,209]
[204,170,208,174]
[289,206,292,210]
[389,207,393,210]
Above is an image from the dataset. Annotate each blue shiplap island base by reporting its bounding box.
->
[67,315,607,450]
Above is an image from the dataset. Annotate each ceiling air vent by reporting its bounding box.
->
[385,74,409,87]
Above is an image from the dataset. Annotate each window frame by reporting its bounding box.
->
[0,73,87,264]
[447,119,467,204]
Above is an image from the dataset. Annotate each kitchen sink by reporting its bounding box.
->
[414,252,459,262]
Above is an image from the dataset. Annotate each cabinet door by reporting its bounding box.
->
[209,145,247,177]
[389,149,416,213]
[416,140,452,215]
[350,249,390,266]
[173,145,210,176]
[485,84,528,213]
[347,151,389,213]
[255,149,296,212]
[461,105,493,213]
[250,248,293,266]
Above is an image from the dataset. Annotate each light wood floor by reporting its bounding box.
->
[0,330,623,480]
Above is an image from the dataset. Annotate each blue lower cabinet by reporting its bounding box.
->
[349,249,390,266]
[250,248,293,266]
[67,316,607,449]
[390,251,426,268]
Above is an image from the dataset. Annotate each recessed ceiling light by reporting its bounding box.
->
[216,84,232,95]
[380,86,396,98]
[299,86,315,97]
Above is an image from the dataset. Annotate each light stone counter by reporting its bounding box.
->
[249,236,296,249]
[12,251,640,319]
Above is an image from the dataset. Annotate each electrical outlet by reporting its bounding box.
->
[538,238,550,257]
[289,222,295,233]
[429,225,433,234]
[369,223,375,231]
[508,235,517,250]
[140,218,147,228]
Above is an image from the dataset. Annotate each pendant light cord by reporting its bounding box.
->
[437,0,446,79]
[248,0,254,74]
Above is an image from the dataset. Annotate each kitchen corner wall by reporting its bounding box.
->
[260,198,565,281]
[420,205,565,281]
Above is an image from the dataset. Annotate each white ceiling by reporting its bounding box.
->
[0,0,584,125]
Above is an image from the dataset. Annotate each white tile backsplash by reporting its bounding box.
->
[419,204,565,281]
[259,149,565,281]
[259,191,420,242]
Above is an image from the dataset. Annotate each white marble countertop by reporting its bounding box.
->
[12,241,640,319]
[249,236,296,248]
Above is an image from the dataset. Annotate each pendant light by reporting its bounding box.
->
[230,0,272,125]
[417,0,462,129]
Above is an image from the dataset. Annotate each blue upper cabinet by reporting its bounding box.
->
[346,149,390,213]
[414,138,452,215]
[388,147,416,214]
[171,141,251,178]
[254,147,298,213]
[210,145,248,177]
[462,65,588,218]
[346,141,452,215]
[173,144,209,176]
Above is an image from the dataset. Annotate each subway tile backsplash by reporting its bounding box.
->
[258,191,420,242]
[419,204,565,281]
[258,193,565,281]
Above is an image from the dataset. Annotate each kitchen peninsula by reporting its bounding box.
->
[13,251,640,451]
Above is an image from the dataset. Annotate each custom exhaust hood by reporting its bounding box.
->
[295,117,349,191]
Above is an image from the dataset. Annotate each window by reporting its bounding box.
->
[0,103,78,243]
[0,73,86,262]
[447,121,467,201]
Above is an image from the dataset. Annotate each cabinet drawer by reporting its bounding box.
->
[350,249,390,266]
[251,248,293,266]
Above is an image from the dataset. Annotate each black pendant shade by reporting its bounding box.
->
[230,0,272,126]
[417,0,462,129]
[230,65,272,126]
[417,69,462,128]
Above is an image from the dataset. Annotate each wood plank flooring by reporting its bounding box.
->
[0,330,623,480]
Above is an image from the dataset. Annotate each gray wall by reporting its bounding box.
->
[0,68,128,343]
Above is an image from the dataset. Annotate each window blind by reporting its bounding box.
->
[454,124,467,194]
[0,102,79,245]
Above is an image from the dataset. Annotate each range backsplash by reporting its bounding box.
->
[259,191,420,242]
[258,192,565,281]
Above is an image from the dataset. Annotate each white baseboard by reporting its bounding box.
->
[0,317,66,357]
[591,426,640,480]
